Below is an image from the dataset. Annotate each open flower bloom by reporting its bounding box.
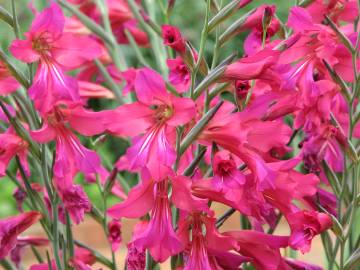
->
[211,150,246,191]
[10,3,101,114]
[177,214,247,270]
[105,68,195,179]
[306,0,358,24]
[30,103,105,181]
[225,230,290,270]
[57,183,92,225]
[108,173,183,262]
[0,61,20,95]
[0,211,42,259]
[30,103,104,223]
[0,129,29,177]
[280,6,355,83]
[198,100,290,188]
[286,210,332,253]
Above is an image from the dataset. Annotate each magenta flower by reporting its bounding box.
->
[0,211,42,259]
[161,25,186,53]
[105,68,195,179]
[57,184,92,225]
[178,214,246,270]
[9,3,101,114]
[226,230,289,270]
[222,49,280,82]
[306,0,358,24]
[167,57,191,93]
[0,62,20,95]
[108,174,183,262]
[287,210,332,253]
[280,6,354,82]
[108,219,122,252]
[30,103,105,182]
[211,150,246,191]
[126,241,146,270]
[0,130,28,177]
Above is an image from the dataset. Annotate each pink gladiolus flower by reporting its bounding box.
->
[9,3,101,113]
[242,5,280,54]
[306,0,359,24]
[178,214,246,270]
[167,57,191,93]
[0,130,29,177]
[222,49,280,82]
[300,124,345,173]
[108,219,122,252]
[30,103,105,181]
[108,175,183,262]
[171,175,211,214]
[57,184,92,224]
[161,25,186,53]
[211,150,246,191]
[0,62,20,95]
[280,6,355,82]
[304,188,338,217]
[226,230,289,270]
[287,210,332,253]
[126,241,146,270]
[0,211,42,259]
[105,68,195,179]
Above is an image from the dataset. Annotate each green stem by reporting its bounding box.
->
[10,0,20,38]
[190,0,211,98]
[52,197,64,270]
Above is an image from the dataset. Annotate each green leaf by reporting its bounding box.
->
[207,0,242,32]
[344,248,360,270]
[219,8,257,46]
[0,6,14,27]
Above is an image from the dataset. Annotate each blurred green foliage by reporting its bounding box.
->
[0,0,291,218]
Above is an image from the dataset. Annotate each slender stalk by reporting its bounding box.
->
[52,197,64,270]
[190,0,211,98]
[10,0,20,38]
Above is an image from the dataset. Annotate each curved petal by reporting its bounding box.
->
[66,105,107,136]
[167,96,196,126]
[134,68,169,105]
[30,3,64,39]
[171,175,210,214]
[107,178,155,219]
[104,103,153,136]
[30,122,57,143]
[53,34,102,69]
[9,39,40,63]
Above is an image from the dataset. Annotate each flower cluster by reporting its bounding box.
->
[0,0,359,270]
